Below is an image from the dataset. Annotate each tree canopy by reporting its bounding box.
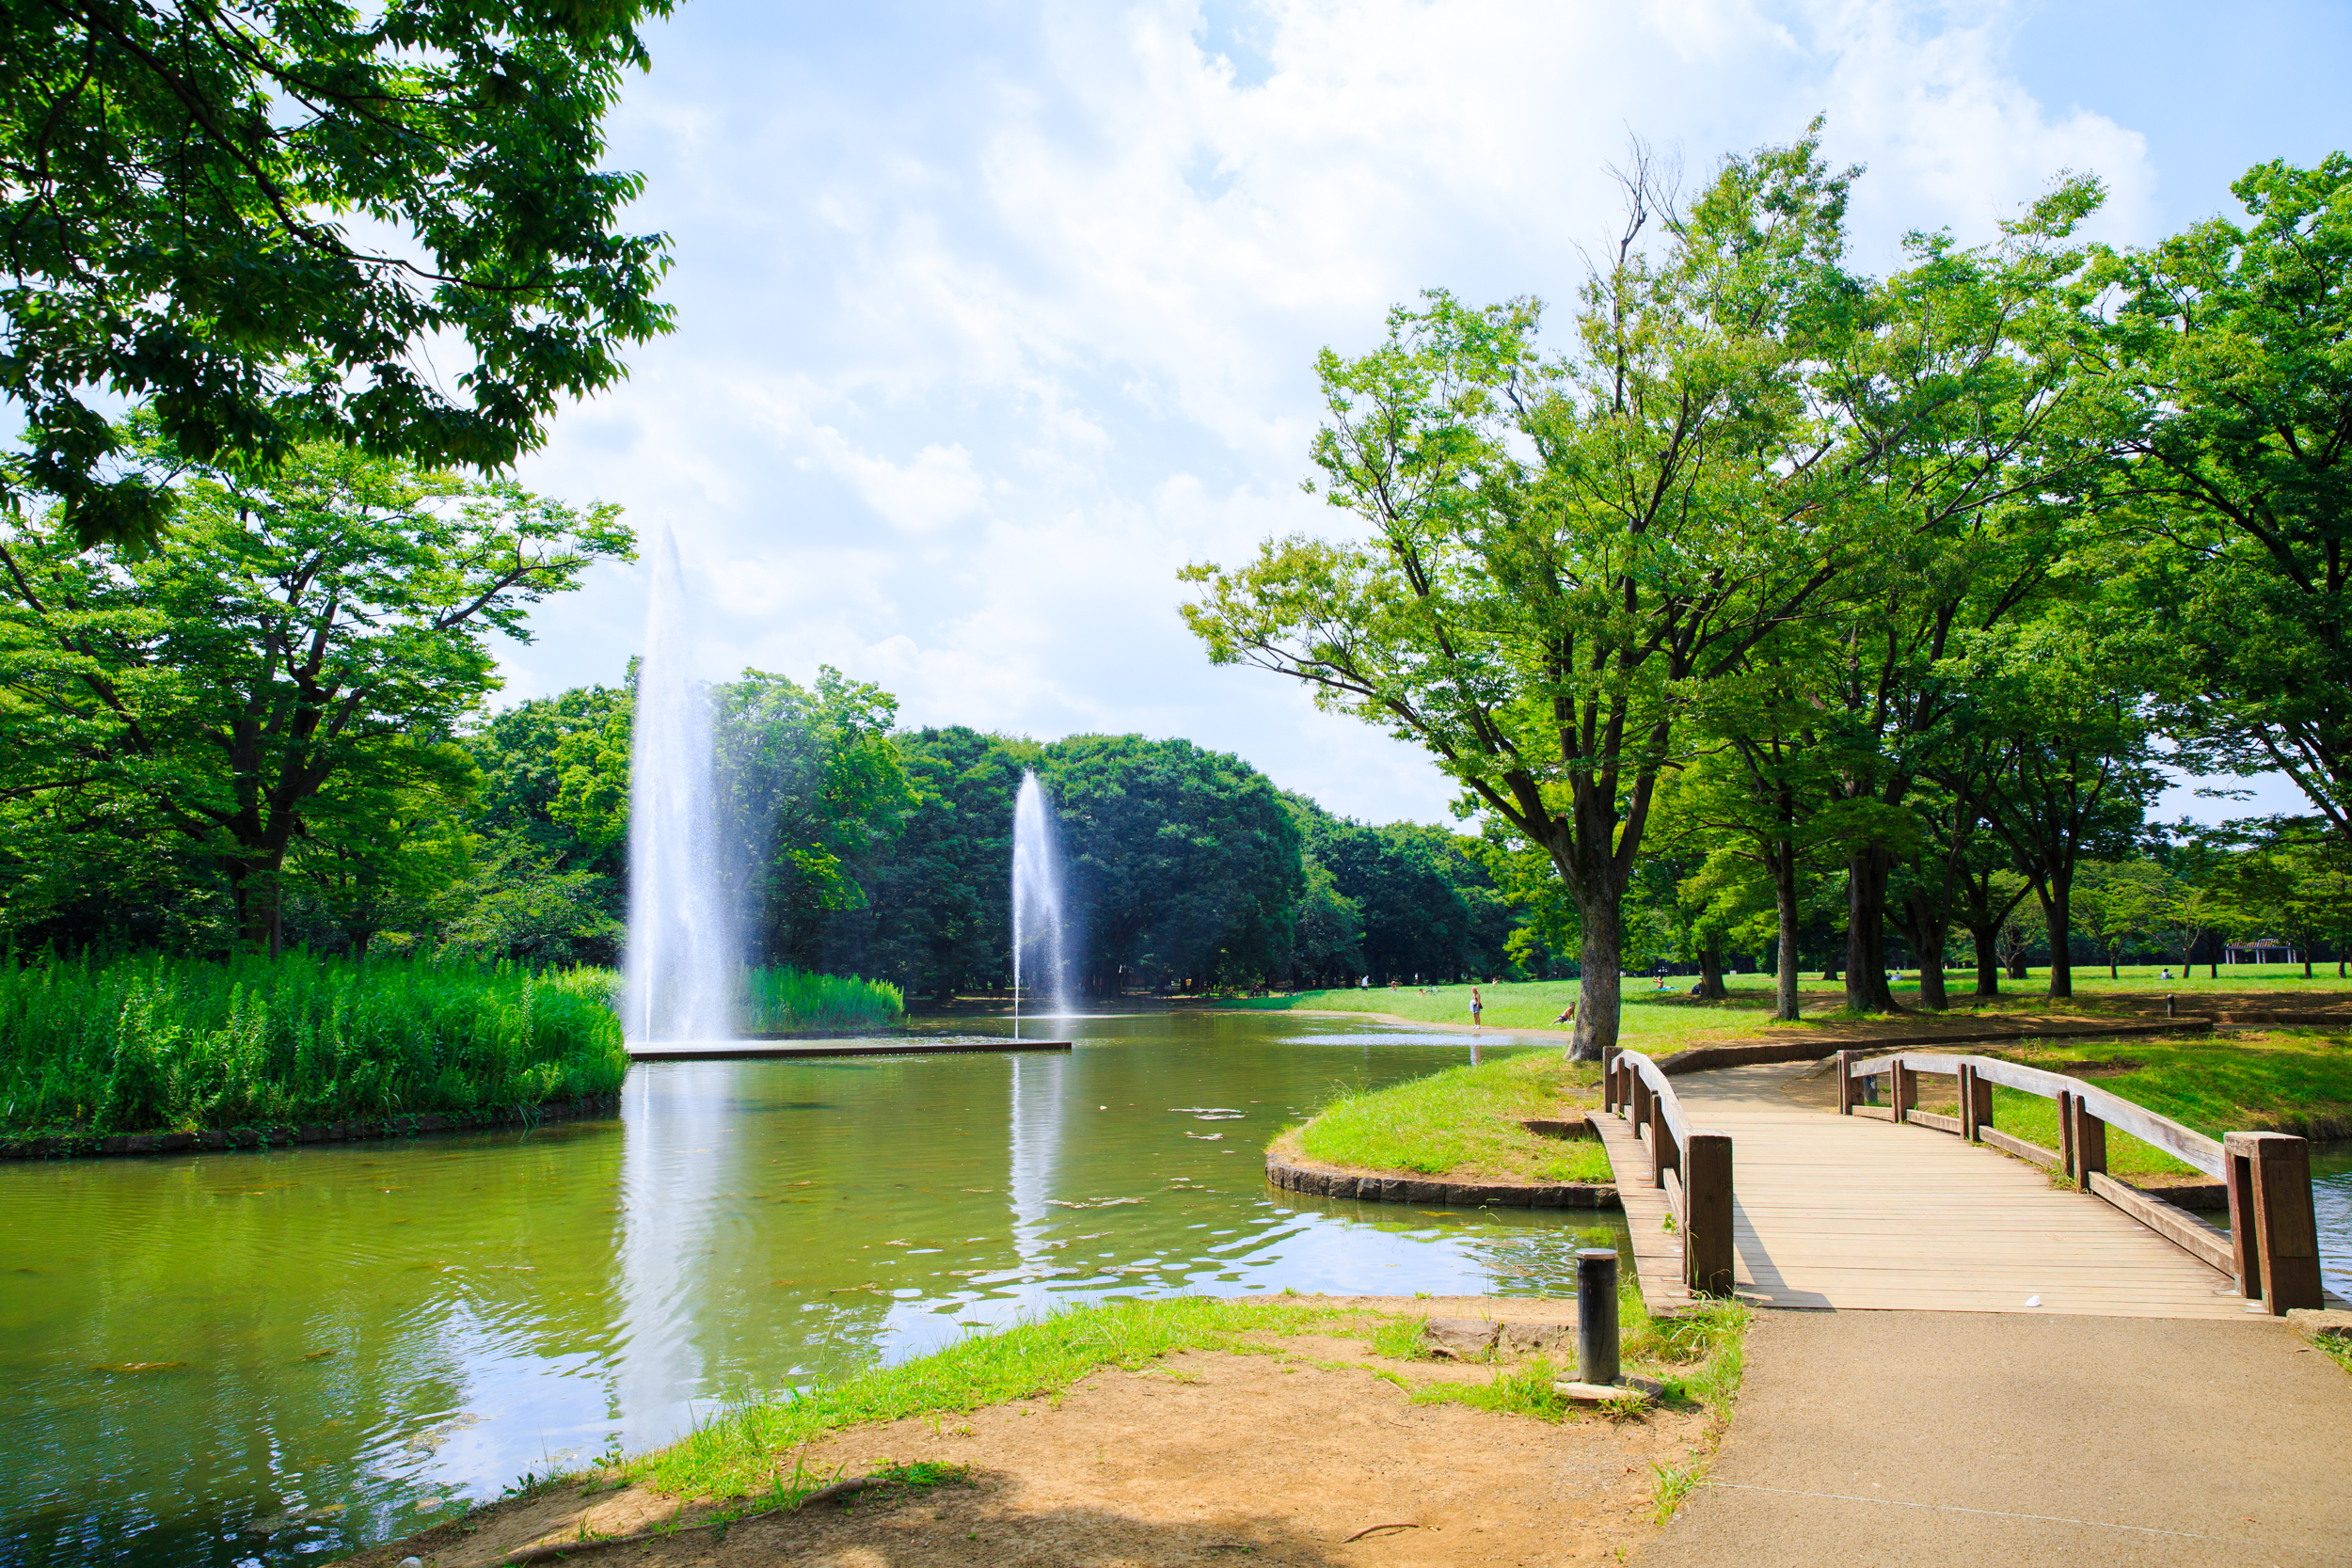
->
[1,0,675,550]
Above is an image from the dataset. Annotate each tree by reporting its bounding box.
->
[2071,858,2175,978]
[1804,177,2106,1013]
[2,0,675,550]
[0,438,628,950]
[716,667,914,967]
[289,736,478,958]
[1957,611,2163,997]
[2095,157,2352,844]
[1047,735,1304,992]
[1184,132,1867,1058]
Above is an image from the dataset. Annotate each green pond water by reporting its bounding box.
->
[0,1011,1627,1568]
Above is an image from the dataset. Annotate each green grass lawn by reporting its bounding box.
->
[1224,964,2352,1054]
[1287,1051,1612,1183]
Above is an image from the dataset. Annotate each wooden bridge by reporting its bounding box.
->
[1593,1047,2334,1319]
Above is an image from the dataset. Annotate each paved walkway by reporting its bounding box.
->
[1638,1309,2352,1567]
[1675,1062,2246,1317]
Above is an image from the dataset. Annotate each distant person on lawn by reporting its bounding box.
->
[1470,986,1484,1026]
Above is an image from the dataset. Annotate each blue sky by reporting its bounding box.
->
[501,0,2350,827]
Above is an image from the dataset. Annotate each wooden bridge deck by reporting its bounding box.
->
[1667,1063,2249,1318]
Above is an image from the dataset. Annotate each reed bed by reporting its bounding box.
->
[0,951,628,1137]
[738,965,905,1032]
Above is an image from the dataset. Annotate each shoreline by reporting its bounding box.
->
[0,1091,621,1163]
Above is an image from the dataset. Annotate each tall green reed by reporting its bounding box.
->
[0,951,628,1136]
[738,965,905,1032]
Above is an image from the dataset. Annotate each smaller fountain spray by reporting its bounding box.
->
[1009,770,1071,1035]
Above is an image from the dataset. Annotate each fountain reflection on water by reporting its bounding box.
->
[1010,770,1072,1034]
[624,525,737,1042]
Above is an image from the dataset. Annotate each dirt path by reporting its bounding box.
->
[341,1301,1710,1568]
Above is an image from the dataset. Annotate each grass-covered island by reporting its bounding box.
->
[349,1291,1751,1567]
[0,951,628,1140]
[1276,1050,1613,1188]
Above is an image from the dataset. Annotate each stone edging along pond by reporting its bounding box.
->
[0,1092,621,1162]
[1264,1146,1620,1211]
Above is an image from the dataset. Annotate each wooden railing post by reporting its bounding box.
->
[1836,1050,1858,1115]
[1684,1131,1735,1296]
[1649,1097,1673,1189]
[1968,1066,1994,1139]
[2058,1089,2076,1180]
[2072,1100,2106,1193]
[1603,1049,1619,1114]
[1957,1063,1975,1139]
[2225,1132,2324,1313]
[1892,1057,1915,1124]
[1630,1072,1652,1139]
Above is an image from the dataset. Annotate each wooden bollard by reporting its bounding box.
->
[1684,1131,1735,1296]
[2225,1132,2324,1313]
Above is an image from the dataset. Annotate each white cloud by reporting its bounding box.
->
[502,0,2199,827]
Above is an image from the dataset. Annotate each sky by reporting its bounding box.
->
[500,0,2352,829]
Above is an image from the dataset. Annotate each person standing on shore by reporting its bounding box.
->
[1470,986,1484,1027]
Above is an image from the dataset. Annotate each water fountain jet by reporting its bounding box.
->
[1010,770,1072,1034]
[625,525,738,1042]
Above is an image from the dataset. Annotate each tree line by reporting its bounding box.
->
[0,443,1519,992]
[1183,129,2352,1056]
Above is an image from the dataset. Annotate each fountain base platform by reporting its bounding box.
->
[628,1038,1072,1062]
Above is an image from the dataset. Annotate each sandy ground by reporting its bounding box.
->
[340,1299,1712,1568]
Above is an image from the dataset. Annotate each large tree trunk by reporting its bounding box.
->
[1692,931,1726,1001]
[1965,923,2001,996]
[2039,877,2074,999]
[1842,851,1899,1012]
[2007,953,2028,980]
[1568,895,1623,1063]
[1914,921,1949,1011]
[1772,851,1801,1022]
[1894,891,1951,1012]
[229,856,286,958]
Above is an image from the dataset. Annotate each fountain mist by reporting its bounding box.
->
[1010,769,1072,1031]
[625,526,737,1041]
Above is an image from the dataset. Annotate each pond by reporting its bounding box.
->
[2316,1142,2352,1305]
[0,1011,1623,1568]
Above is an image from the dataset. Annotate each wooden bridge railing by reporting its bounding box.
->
[1839,1049,2325,1315]
[1602,1049,1735,1296]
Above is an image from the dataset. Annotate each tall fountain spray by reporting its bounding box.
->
[1009,769,1071,1033]
[625,525,738,1041]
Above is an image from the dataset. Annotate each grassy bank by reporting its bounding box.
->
[633,1291,1747,1505]
[1226,968,2352,1055]
[1289,1051,1611,1184]
[739,965,904,1031]
[0,951,627,1138]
